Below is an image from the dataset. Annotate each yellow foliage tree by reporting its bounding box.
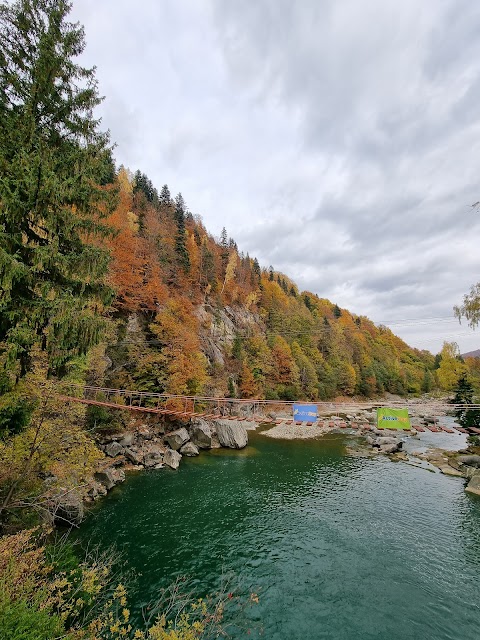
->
[437,342,467,391]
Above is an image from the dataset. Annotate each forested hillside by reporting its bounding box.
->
[97,167,437,401]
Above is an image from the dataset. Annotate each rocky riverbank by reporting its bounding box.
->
[66,398,478,525]
[85,415,252,505]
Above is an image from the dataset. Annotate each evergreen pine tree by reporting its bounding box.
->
[252,258,261,283]
[174,193,190,272]
[159,184,171,206]
[0,0,116,378]
[220,227,229,271]
[452,375,480,428]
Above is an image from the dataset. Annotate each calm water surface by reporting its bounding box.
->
[76,432,480,639]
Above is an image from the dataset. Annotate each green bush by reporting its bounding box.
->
[0,598,64,640]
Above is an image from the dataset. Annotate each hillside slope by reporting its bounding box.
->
[98,169,436,400]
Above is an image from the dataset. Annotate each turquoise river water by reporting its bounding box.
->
[76,431,480,639]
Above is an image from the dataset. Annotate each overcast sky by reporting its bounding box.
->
[71,0,480,355]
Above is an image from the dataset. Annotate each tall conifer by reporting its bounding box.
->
[0,0,116,378]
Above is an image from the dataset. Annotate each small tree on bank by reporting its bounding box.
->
[0,0,116,383]
[451,375,480,429]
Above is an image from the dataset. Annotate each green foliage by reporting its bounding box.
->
[0,598,64,640]
[0,389,36,439]
[86,402,124,434]
[452,375,480,428]
[174,193,190,272]
[0,0,116,378]
[454,282,480,328]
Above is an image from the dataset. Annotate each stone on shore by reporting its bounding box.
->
[164,449,182,469]
[124,447,143,465]
[119,432,135,447]
[95,467,125,488]
[189,420,213,448]
[465,474,480,496]
[379,443,401,454]
[180,442,199,456]
[104,441,124,458]
[53,489,84,526]
[216,420,248,449]
[164,428,190,451]
[375,437,400,447]
[457,455,480,469]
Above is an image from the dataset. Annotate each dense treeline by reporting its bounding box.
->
[101,167,438,401]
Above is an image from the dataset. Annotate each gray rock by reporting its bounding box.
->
[379,443,401,454]
[375,437,401,447]
[457,455,480,469]
[94,469,116,490]
[216,420,248,449]
[190,421,213,449]
[124,448,143,465]
[465,474,480,496]
[164,449,182,469]
[144,450,163,468]
[119,432,135,447]
[96,482,108,496]
[180,441,200,456]
[104,441,124,458]
[364,435,375,445]
[164,427,190,451]
[53,489,84,525]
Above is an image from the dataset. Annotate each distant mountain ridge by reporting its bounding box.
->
[462,349,480,359]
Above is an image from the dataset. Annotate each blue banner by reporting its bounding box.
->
[293,404,318,422]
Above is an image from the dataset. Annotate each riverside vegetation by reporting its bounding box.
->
[1,1,480,638]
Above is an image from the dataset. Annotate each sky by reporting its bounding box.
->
[71,0,480,355]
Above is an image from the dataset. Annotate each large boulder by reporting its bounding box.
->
[52,489,84,526]
[164,449,182,470]
[374,437,402,447]
[180,442,200,456]
[104,441,124,458]
[143,447,164,468]
[216,420,248,449]
[465,474,480,496]
[119,432,135,447]
[124,447,143,465]
[94,469,117,490]
[190,420,213,449]
[94,468,125,490]
[379,442,401,454]
[164,428,190,451]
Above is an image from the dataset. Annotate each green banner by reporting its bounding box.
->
[376,407,411,430]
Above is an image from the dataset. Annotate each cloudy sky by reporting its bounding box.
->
[71,0,480,355]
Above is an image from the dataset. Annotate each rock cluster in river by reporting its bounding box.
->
[87,416,249,502]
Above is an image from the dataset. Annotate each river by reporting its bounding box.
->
[76,430,480,639]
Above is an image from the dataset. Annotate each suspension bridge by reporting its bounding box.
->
[57,384,480,435]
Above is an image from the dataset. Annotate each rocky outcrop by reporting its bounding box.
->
[164,428,190,451]
[164,449,182,469]
[216,420,248,449]
[189,420,213,448]
[180,442,199,456]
